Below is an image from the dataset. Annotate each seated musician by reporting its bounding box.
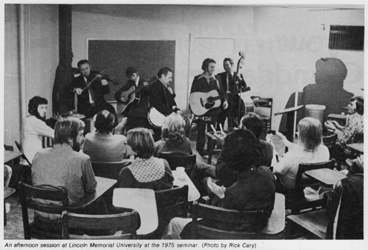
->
[191,112,275,194]
[68,59,117,124]
[32,117,97,218]
[21,96,54,164]
[162,129,276,239]
[114,67,150,132]
[83,110,130,162]
[118,128,174,190]
[273,117,330,194]
[154,113,193,156]
[190,58,228,156]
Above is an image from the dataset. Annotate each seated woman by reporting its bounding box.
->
[325,96,364,144]
[118,128,174,190]
[273,117,330,193]
[163,129,276,239]
[154,113,192,156]
[83,110,129,162]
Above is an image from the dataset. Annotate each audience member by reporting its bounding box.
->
[32,117,97,215]
[21,96,54,164]
[83,110,129,162]
[325,96,364,145]
[163,129,276,239]
[273,117,330,193]
[118,128,174,190]
[154,113,193,156]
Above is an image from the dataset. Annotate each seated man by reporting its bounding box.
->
[162,129,276,239]
[32,117,97,216]
[22,96,54,164]
[83,110,130,162]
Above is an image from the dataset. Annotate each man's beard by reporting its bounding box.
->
[35,112,46,121]
[72,139,83,152]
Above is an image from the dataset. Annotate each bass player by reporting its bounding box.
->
[190,58,228,156]
[114,67,150,132]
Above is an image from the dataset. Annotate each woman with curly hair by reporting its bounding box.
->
[154,113,193,156]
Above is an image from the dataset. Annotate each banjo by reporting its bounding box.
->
[148,107,166,128]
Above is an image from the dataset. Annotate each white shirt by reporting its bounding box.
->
[273,144,330,190]
[21,116,54,164]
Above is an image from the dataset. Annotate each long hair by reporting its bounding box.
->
[161,113,186,147]
[54,117,85,145]
[127,128,155,159]
[28,96,48,117]
[351,96,364,115]
[94,110,115,134]
[221,129,262,172]
[298,117,322,152]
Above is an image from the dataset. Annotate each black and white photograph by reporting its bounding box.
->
[1,0,365,249]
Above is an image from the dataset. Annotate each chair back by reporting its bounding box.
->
[68,210,141,239]
[19,182,69,239]
[295,160,335,190]
[91,161,131,180]
[191,202,268,239]
[14,140,32,166]
[150,185,189,238]
[157,153,196,175]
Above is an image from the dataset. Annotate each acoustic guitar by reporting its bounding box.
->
[189,90,222,116]
[116,85,142,115]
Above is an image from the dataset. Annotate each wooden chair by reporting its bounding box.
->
[147,185,189,239]
[67,210,141,239]
[157,152,196,175]
[91,161,131,180]
[286,159,335,214]
[19,182,69,239]
[14,141,32,166]
[190,201,268,239]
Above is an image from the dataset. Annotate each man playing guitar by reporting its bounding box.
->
[190,58,228,156]
[217,57,248,130]
[114,67,150,132]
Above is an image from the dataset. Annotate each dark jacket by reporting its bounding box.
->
[69,72,110,114]
[149,80,177,116]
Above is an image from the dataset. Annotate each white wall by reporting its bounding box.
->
[72,5,364,130]
[3,4,59,147]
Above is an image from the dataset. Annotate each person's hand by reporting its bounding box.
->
[120,96,128,102]
[101,79,108,86]
[223,101,229,110]
[330,120,340,126]
[352,155,364,168]
[206,177,226,199]
[74,88,83,95]
[143,81,149,86]
[167,87,173,95]
[324,121,336,131]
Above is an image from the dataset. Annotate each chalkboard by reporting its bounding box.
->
[88,40,176,102]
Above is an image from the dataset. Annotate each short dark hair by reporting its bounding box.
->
[127,128,154,159]
[201,58,216,70]
[126,67,138,78]
[157,67,172,78]
[223,58,234,65]
[351,96,364,115]
[54,117,85,145]
[221,129,262,172]
[77,59,89,69]
[239,112,264,138]
[28,96,48,116]
[94,110,116,134]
